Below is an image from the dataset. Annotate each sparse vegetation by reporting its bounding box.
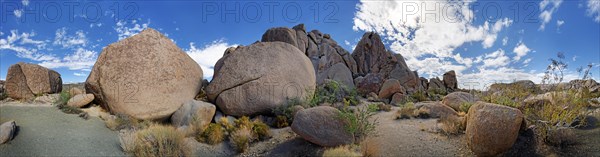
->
[395,102,416,119]
[55,91,83,114]
[360,138,379,157]
[196,123,225,145]
[544,128,577,148]
[338,106,378,143]
[459,102,474,113]
[307,80,360,107]
[119,130,136,153]
[105,114,152,131]
[410,90,428,102]
[438,115,465,135]
[252,119,271,140]
[196,116,271,153]
[272,98,304,126]
[0,92,8,100]
[133,124,189,157]
[322,146,361,157]
[229,126,254,153]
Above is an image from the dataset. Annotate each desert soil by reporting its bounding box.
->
[0,105,124,156]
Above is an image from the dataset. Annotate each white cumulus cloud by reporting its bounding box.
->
[587,0,600,22]
[0,30,56,61]
[512,41,531,61]
[53,28,88,48]
[38,48,97,70]
[538,0,563,31]
[115,19,150,40]
[185,40,237,79]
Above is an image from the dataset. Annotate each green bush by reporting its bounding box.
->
[459,102,474,113]
[54,91,83,114]
[338,107,378,143]
[410,91,428,102]
[307,80,360,107]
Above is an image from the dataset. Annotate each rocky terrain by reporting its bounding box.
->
[0,24,599,157]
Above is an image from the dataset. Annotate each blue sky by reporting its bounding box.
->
[1,0,599,90]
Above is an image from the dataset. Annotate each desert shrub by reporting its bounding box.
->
[234,116,254,130]
[459,102,474,113]
[275,115,289,128]
[338,107,378,143]
[438,115,465,135]
[119,130,136,153]
[322,146,361,157]
[0,92,8,100]
[133,124,189,157]
[377,103,392,112]
[252,119,271,140]
[217,117,234,132]
[106,114,152,131]
[308,80,360,107]
[272,98,304,125]
[523,90,588,147]
[229,126,254,153]
[197,123,225,145]
[481,82,537,108]
[544,128,577,147]
[410,91,428,102]
[54,91,83,114]
[360,138,379,157]
[367,103,379,113]
[395,102,416,119]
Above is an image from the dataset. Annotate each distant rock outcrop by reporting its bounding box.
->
[5,62,62,100]
[85,28,203,120]
[206,42,315,117]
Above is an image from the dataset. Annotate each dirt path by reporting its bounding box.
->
[370,107,474,157]
[0,105,124,156]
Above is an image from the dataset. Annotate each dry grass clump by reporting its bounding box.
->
[119,130,136,153]
[377,103,392,112]
[229,126,254,153]
[275,115,289,128]
[133,124,190,157]
[360,138,379,157]
[196,123,225,145]
[196,116,272,153]
[395,102,416,119]
[438,115,465,135]
[105,114,152,131]
[322,146,361,157]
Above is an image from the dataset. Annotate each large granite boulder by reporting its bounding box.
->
[206,42,316,117]
[466,102,524,156]
[428,77,444,91]
[291,106,353,147]
[5,62,62,100]
[317,63,354,88]
[351,32,397,77]
[378,79,405,99]
[355,73,384,96]
[85,28,203,120]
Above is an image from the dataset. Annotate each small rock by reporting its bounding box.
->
[171,100,216,136]
[69,87,84,98]
[378,79,405,99]
[0,120,17,144]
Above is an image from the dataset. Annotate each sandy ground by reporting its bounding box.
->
[0,105,124,156]
[369,107,474,157]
